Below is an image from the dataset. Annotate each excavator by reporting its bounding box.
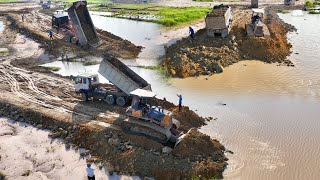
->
[245,8,270,37]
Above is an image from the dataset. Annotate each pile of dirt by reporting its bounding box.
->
[0,102,227,179]
[162,5,297,78]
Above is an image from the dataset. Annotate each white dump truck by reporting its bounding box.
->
[74,55,181,144]
[205,4,232,38]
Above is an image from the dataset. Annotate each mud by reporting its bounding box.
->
[162,5,300,78]
[0,3,142,61]
[0,2,227,178]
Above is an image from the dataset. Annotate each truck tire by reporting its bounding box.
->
[116,97,126,107]
[81,92,88,102]
[71,37,77,44]
[105,95,115,105]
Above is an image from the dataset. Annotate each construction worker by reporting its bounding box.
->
[162,97,166,113]
[21,14,24,22]
[177,94,182,112]
[86,164,95,180]
[49,30,53,40]
[189,26,195,39]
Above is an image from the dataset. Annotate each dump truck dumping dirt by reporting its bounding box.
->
[162,5,295,78]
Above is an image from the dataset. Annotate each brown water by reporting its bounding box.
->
[43,12,320,179]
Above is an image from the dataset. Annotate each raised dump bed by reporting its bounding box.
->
[205,5,232,38]
[67,1,99,46]
[98,55,151,95]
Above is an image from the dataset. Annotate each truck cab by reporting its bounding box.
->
[74,73,100,93]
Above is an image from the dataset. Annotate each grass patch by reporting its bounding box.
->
[305,1,315,7]
[135,65,171,81]
[81,61,100,66]
[90,3,210,27]
[46,66,60,71]
[309,10,320,14]
[0,0,23,3]
[156,7,211,27]
[278,10,290,14]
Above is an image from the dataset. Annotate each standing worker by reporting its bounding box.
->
[86,164,95,180]
[177,94,182,112]
[49,30,53,40]
[21,14,24,22]
[189,26,195,39]
[162,97,167,113]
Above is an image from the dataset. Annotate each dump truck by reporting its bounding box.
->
[74,55,181,144]
[51,1,99,47]
[205,4,232,38]
[284,0,295,5]
[245,9,270,37]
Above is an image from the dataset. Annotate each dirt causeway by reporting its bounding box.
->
[162,5,299,78]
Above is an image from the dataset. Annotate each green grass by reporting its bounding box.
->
[305,1,315,7]
[309,10,320,14]
[81,61,100,66]
[278,10,290,14]
[156,7,211,27]
[0,0,23,3]
[46,66,60,71]
[135,65,171,81]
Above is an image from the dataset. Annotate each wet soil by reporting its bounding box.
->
[162,5,301,78]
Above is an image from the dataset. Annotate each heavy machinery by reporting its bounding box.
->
[51,1,99,47]
[74,55,181,144]
[245,9,270,37]
[284,0,295,5]
[205,4,232,38]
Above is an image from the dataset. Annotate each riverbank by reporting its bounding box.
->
[161,5,300,78]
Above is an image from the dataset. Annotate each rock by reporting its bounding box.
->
[126,145,133,150]
[162,146,173,154]
[106,162,115,175]
[65,143,71,150]
[36,124,42,129]
[108,137,120,147]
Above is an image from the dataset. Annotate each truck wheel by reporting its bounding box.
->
[116,97,126,107]
[71,37,77,44]
[105,95,115,105]
[81,93,88,102]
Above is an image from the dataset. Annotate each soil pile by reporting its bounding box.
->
[162,5,297,78]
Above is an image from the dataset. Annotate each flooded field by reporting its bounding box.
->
[0,20,3,32]
[41,12,320,179]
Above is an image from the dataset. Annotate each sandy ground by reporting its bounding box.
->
[0,117,141,180]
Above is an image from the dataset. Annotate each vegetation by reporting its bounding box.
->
[0,0,22,3]
[278,10,290,14]
[135,65,171,81]
[52,0,109,4]
[46,66,60,71]
[89,3,210,27]
[81,61,100,66]
[156,7,211,26]
[309,10,320,14]
[305,1,315,7]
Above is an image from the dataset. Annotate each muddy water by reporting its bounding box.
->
[43,13,320,179]
[90,14,164,65]
[0,117,141,180]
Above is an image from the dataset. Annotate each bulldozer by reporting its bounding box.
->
[245,9,270,37]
